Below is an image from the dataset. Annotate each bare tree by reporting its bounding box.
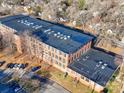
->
[0,30,16,55]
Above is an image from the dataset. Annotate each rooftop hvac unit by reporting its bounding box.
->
[30,23,34,25]
[101,66,105,69]
[64,37,67,40]
[57,32,60,35]
[57,35,60,38]
[99,61,102,64]
[44,29,51,33]
[54,33,57,37]
[26,23,30,26]
[60,37,64,39]
[48,32,52,35]
[103,63,107,66]
[17,20,20,22]
[101,64,107,69]
[51,31,54,33]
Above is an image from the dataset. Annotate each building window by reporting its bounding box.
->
[59,57,62,61]
[59,51,62,55]
[68,60,71,64]
[52,53,54,57]
[81,76,84,80]
[56,61,58,64]
[74,55,76,59]
[86,78,89,82]
[63,65,65,69]
[63,59,65,63]
[49,52,51,56]
[55,49,57,53]
[59,63,62,67]
[64,53,66,57]
[52,47,54,51]
[48,46,50,50]
[55,55,58,59]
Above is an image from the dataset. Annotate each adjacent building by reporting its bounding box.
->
[0,14,122,92]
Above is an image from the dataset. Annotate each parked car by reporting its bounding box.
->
[31,66,41,72]
[0,61,5,67]
[6,63,15,68]
[20,63,28,69]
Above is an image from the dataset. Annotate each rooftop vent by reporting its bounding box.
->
[54,33,57,37]
[101,64,107,69]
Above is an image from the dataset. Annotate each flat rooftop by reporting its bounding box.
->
[0,14,94,54]
[68,49,120,86]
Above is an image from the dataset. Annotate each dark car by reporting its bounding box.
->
[31,66,41,72]
[20,63,28,69]
[0,61,5,67]
[6,63,15,68]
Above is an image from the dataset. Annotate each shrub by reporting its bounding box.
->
[78,0,85,10]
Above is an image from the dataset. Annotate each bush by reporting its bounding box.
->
[78,0,85,10]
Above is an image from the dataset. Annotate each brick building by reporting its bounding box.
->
[0,14,121,92]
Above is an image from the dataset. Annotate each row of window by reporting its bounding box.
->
[30,36,67,58]
[44,44,67,57]
[43,55,66,69]
[47,52,66,63]
[55,60,65,69]
[81,76,89,82]
[43,52,66,67]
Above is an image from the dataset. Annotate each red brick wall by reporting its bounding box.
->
[68,41,92,64]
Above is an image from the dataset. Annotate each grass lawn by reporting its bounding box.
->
[39,65,98,93]
[106,80,122,93]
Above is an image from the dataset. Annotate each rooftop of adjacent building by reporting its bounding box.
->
[0,14,94,54]
[68,48,121,86]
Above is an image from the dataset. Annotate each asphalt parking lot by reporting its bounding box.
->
[0,52,71,93]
